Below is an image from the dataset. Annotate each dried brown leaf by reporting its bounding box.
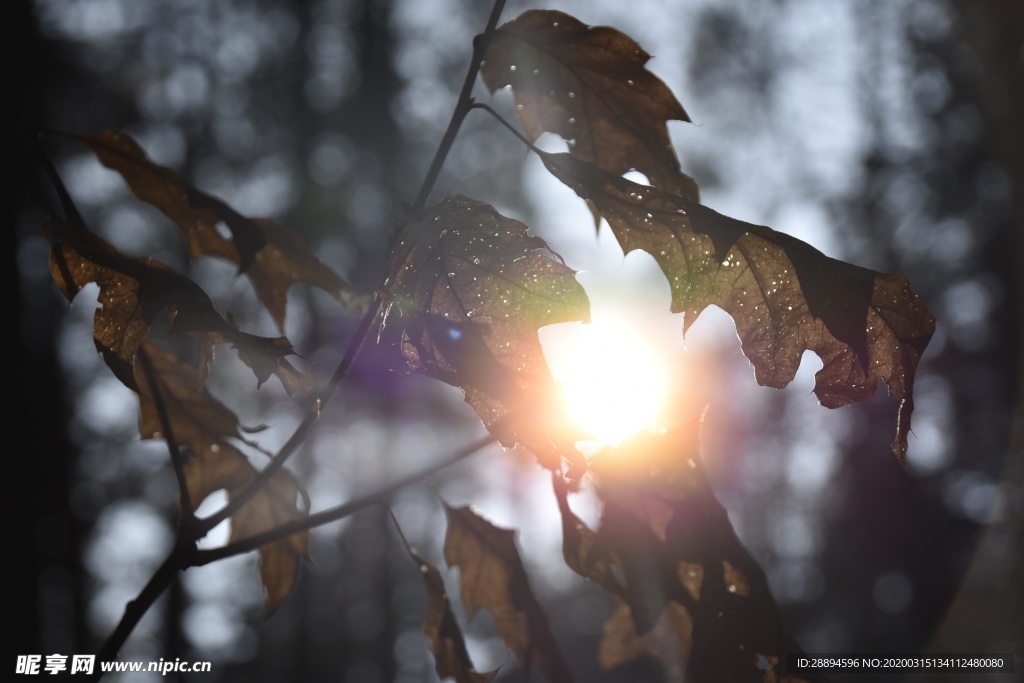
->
[135,340,251,454]
[599,598,692,672]
[444,504,575,683]
[587,427,820,683]
[135,342,308,613]
[381,195,590,471]
[483,10,698,199]
[246,216,361,331]
[48,224,312,398]
[49,223,224,389]
[395,530,496,683]
[543,153,935,461]
[552,474,624,597]
[78,130,359,330]
[227,331,313,397]
[229,459,308,615]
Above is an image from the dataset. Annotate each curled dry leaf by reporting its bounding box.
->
[135,341,308,614]
[482,9,699,200]
[394,524,495,683]
[48,221,224,389]
[381,195,590,472]
[227,460,308,615]
[444,504,575,683]
[47,228,139,388]
[48,222,312,399]
[135,340,256,455]
[226,330,313,398]
[75,130,360,330]
[543,153,935,461]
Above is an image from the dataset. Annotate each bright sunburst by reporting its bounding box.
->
[542,316,669,445]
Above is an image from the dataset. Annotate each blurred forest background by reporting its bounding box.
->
[4,0,1021,681]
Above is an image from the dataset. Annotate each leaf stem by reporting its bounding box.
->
[471,102,541,153]
[412,0,508,212]
[194,434,495,565]
[13,116,91,242]
[386,505,413,552]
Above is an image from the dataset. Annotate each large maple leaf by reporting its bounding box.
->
[482,9,699,200]
[381,195,590,472]
[542,153,935,462]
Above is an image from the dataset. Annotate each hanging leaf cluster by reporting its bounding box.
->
[394,426,819,683]
[41,128,360,612]
[378,8,934,683]
[484,9,934,463]
[556,426,818,682]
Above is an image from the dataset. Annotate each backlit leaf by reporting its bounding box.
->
[48,222,312,398]
[584,427,819,682]
[599,599,692,673]
[135,340,254,456]
[444,504,575,683]
[135,342,308,614]
[543,153,935,461]
[552,475,624,597]
[75,130,359,330]
[381,195,590,472]
[228,459,308,615]
[395,525,496,683]
[482,9,698,200]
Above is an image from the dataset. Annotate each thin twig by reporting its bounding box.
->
[386,505,413,551]
[13,113,90,240]
[86,433,493,681]
[200,0,509,534]
[197,305,379,533]
[193,434,496,565]
[412,0,508,212]
[136,346,194,519]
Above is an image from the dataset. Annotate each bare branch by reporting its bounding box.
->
[194,434,496,565]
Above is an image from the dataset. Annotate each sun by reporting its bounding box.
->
[542,316,669,445]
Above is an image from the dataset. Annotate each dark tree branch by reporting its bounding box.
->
[87,551,183,680]
[194,434,496,565]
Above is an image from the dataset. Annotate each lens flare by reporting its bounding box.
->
[543,317,668,445]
